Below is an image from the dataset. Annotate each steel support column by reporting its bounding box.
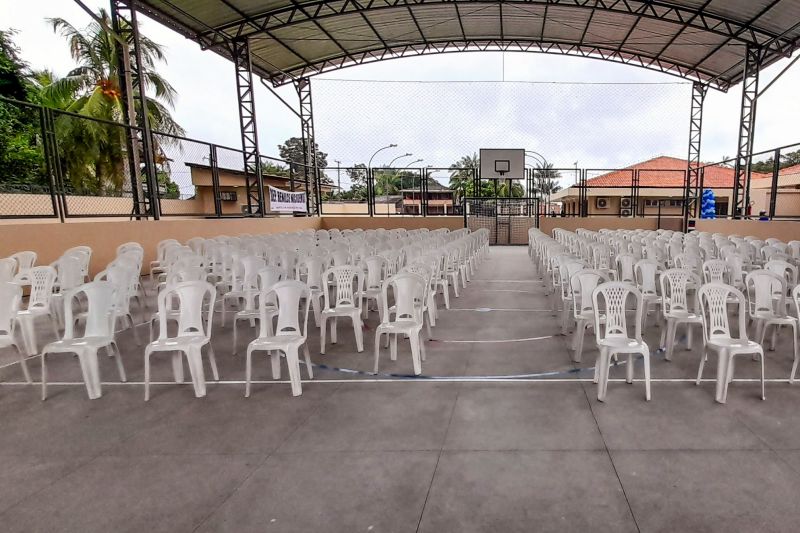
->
[233,38,265,216]
[111,0,160,219]
[684,81,707,228]
[733,46,762,218]
[295,78,320,216]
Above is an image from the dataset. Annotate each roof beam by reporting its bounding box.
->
[193,0,791,54]
[265,37,725,88]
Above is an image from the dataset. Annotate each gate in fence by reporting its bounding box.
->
[464,197,539,245]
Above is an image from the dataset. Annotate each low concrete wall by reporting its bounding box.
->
[321,216,464,232]
[0,217,321,276]
[540,217,662,235]
[692,219,800,241]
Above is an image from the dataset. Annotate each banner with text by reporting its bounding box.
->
[268,186,307,212]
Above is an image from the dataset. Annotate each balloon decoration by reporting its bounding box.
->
[700,189,716,219]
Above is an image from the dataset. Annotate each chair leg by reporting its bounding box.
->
[40,352,48,401]
[409,331,422,375]
[303,344,313,379]
[573,326,585,363]
[319,316,327,354]
[643,350,651,401]
[111,342,126,382]
[144,348,152,401]
[76,348,101,400]
[232,318,239,355]
[597,348,610,402]
[626,353,635,384]
[285,347,302,396]
[12,343,31,383]
[353,316,364,352]
[686,324,694,351]
[390,335,398,361]
[331,317,338,344]
[271,351,281,379]
[128,315,141,346]
[245,347,253,397]
[373,331,382,373]
[791,323,800,383]
[758,350,766,400]
[715,351,729,404]
[665,320,676,361]
[206,343,219,381]
[696,349,707,385]
[185,348,207,398]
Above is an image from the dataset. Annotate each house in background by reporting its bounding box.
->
[550,156,777,217]
[400,178,456,215]
[186,163,335,215]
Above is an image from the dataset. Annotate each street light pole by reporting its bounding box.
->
[367,144,397,217]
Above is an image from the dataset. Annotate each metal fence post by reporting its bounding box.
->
[769,148,780,218]
[39,106,64,222]
[210,145,222,218]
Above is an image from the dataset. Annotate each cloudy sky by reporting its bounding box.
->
[3,0,799,192]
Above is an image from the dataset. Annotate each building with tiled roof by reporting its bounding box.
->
[550,155,786,218]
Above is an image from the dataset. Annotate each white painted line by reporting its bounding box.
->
[434,335,556,343]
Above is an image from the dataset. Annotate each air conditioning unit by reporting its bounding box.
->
[621,197,632,208]
[620,208,632,217]
[596,197,609,209]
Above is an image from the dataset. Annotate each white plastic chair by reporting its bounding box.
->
[245,280,313,397]
[745,270,797,358]
[358,255,387,320]
[657,268,702,361]
[592,282,651,402]
[144,281,219,400]
[51,254,86,328]
[296,256,326,326]
[633,258,662,328]
[14,266,59,355]
[0,282,30,382]
[41,281,126,400]
[374,272,427,375]
[569,269,609,363]
[232,266,282,354]
[320,265,364,354]
[696,283,765,403]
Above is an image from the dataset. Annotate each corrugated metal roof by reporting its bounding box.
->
[131,0,800,89]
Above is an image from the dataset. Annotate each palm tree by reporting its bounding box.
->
[37,10,184,194]
[533,163,563,196]
[497,180,525,197]
[449,153,479,200]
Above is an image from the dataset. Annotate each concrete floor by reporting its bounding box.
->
[2,247,800,531]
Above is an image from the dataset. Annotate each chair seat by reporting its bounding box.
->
[16,308,51,318]
[148,335,209,351]
[321,305,359,316]
[44,336,113,352]
[666,310,702,321]
[376,319,422,335]
[249,335,305,351]
[707,338,762,351]
[598,337,648,353]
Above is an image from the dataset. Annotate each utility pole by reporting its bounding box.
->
[335,160,341,199]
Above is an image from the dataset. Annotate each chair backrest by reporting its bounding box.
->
[296,256,325,291]
[54,254,85,292]
[63,281,117,340]
[702,259,728,284]
[261,280,311,339]
[765,259,798,290]
[11,251,36,275]
[323,265,363,310]
[592,281,643,343]
[698,283,748,342]
[380,272,426,324]
[155,281,215,340]
[361,255,386,291]
[0,258,16,283]
[634,259,660,296]
[16,266,56,311]
[116,242,143,256]
[660,268,700,315]
[330,249,351,267]
[615,254,636,283]
[95,263,136,314]
[164,266,207,286]
[0,282,22,337]
[240,256,267,292]
[570,269,609,319]
[745,269,787,318]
